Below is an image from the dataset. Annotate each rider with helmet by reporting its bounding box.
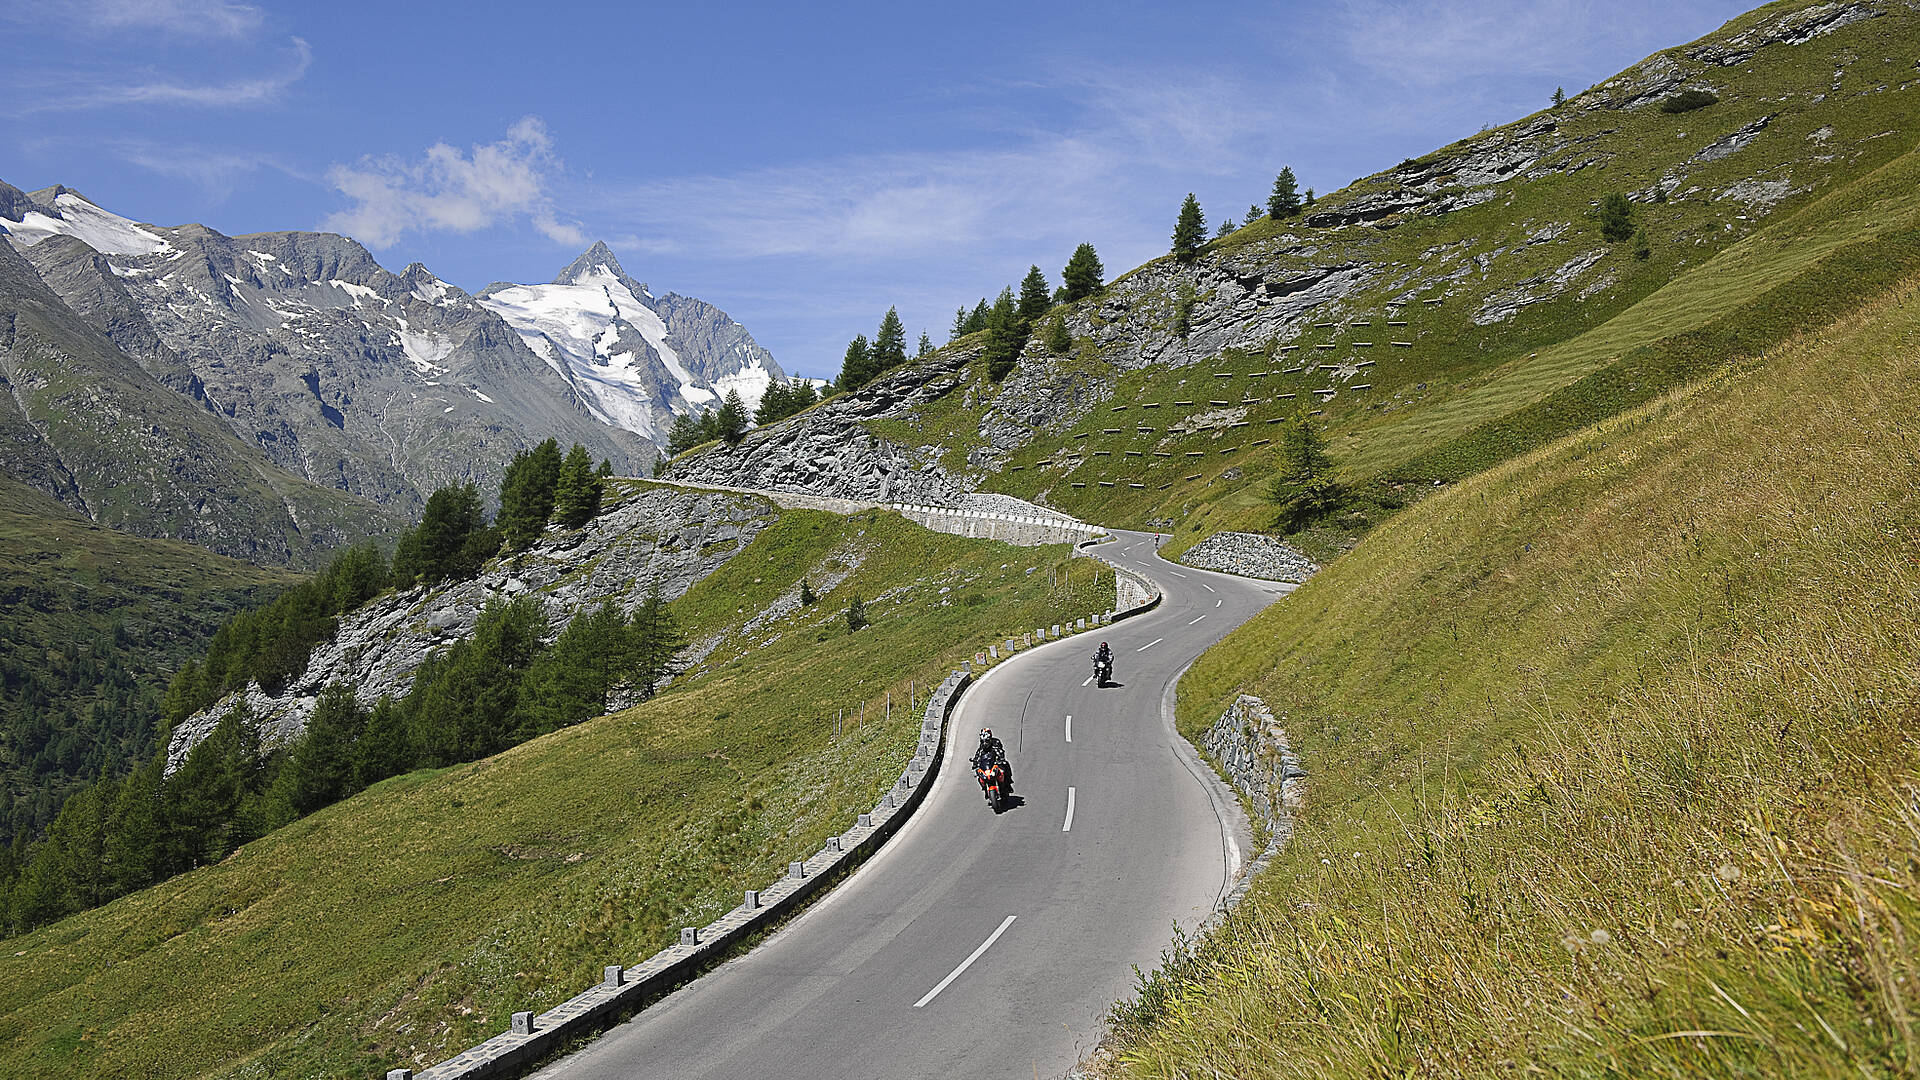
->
[972,728,1012,791]
[1094,640,1113,683]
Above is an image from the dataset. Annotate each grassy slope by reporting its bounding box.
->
[0,509,1112,1080]
[0,476,295,843]
[856,2,1920,560]
[1103,269,1920,1075]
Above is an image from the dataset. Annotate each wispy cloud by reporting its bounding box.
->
[324,117,586,248]
[75,0,266,39]
[108,140,302,200]
[6,35,310,112]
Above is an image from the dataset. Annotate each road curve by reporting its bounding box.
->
[535,529,1289,1080]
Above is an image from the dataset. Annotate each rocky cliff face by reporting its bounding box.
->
[2,187,786,519]
[667,346,976,504]
[164,483,781,768]
[0,236,396,566]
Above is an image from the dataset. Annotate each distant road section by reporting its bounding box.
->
[535,530,1289,1080]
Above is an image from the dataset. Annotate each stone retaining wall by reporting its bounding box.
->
[1197,694,1304,918]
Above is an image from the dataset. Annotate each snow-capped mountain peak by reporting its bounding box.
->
[0,185,171,256]
[477,242,783,441]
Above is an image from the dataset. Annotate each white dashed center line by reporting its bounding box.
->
[1062,787,1076,832]
[1065,714,1072,742]
[1137,638,1162,652]
[914,915,1019,1008]
[1201,582,1215,592]
[1188,614,1207,625]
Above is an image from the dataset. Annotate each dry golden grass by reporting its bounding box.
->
[1110,276,1920,1077]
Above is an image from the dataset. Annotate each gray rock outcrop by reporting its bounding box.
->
[164,484,781,770]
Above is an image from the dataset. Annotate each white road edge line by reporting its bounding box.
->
[913,915,1018,1008]
[1137,638,1162,652]
[1062,787,1077,832]
[1188,614,1207,625]
[1065,714,1072,742]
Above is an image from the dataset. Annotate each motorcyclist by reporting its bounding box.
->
[972,728,1012,791]
[1094,641,1113,681]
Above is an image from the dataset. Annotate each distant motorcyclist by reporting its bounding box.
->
[1095,641,1112,666]
[1093,641,1114,684]
[973,728,1012,791]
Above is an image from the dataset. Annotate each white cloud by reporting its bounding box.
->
[324,117,586,249]
[8,35,310,111]
[79,0,266,38]
[1,0,265,38]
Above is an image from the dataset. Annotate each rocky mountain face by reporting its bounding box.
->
[164,483,781,768]
[668,0,1917,508]
[0,233,397,566]
[475,242,784,444]
[1,187,784,519]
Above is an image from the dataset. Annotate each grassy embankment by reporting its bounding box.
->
[858,2,1920,562]
[0,509,1111,1080]
[1103,265,1920,1075]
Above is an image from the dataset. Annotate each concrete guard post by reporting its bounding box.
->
[400,670,976,1080]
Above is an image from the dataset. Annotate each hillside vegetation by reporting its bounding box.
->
[0,477,294,850]
[736,0,1920,566]
[1104,266,1920,1075]
[0,510,1112,1079]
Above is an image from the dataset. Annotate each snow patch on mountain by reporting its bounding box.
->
[1,190,171,256]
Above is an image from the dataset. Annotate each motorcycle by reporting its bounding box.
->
[975,759,1011,812]
[1093,654,1113,687]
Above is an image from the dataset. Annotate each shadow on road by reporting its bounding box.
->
[993,794,1027,815]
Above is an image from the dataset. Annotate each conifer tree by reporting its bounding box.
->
[1597,192,1636,242]
[353,698,412,789]
[1044,315,1072,355]
[874,307,908,372]
[982,286,1027,382]
[499,439,562,550]
[1553,86,1567,107]
[967,299,990,334]
[1018,266,1051,321]
[1247,203,1264,228]
[1062,243,1104,302]
[629,590,683,700]
[716,390,750,445]
[1303,188,1316,207]
[554,443,603,528]
[1217,217,1236,238]
[1172,194,1206,262]
[917,331,934,358]
[1267,167,1301,219]
[839,333,875,390]
[845,594,868,632]
[668,412,704,455]
[950,307,970,341]
[1265,417,1346,530]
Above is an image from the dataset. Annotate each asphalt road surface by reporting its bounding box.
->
[535,529,1290,1080]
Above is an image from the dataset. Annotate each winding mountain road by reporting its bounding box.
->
[535,530,1290,1080]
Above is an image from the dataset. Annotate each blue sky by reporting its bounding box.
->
[2,0,1755,380]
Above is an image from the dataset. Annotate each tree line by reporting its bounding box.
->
[0,438,629,936]
[1172,167,1317,262]
[0,594,680,934]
